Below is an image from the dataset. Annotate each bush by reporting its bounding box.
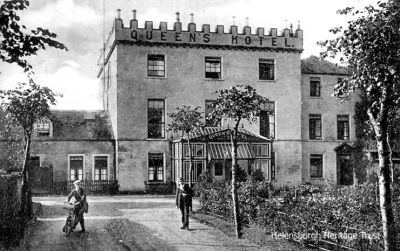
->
[0,173,25,247]
[197,180,397,250]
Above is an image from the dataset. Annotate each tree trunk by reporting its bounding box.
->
[231,122,241,238]
[376,138,396,251]
[187,137,193,187]
[368,105,396,251]
[21,134,33,218]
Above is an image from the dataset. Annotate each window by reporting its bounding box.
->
[337,78,349,98]
[252,159,270,179]
[183,160,204,183]
[252,144,270,157]
[215,162,223,176]
[205,100,221,127]
[36,119,51,136]
[310,77,321,97]
[94,156,108,181]
[309,114,322,140]
[310,154,323,178]
[259,59,275,80]
[69,156,83,181]
[183,143,205,158]
[148,99,165,138]
[147,55,165,77]
[148,153,164,182]
[205,57,221,79]
[337,115,350,140]
[260,101,275,138]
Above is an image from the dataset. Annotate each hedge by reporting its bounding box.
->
[0,173,26,247]
[195,172,400,250]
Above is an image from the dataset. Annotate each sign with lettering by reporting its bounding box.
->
[112,20,303,50]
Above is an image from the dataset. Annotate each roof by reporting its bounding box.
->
[301,55,350,75]
[208,143,254,160]
[49,110,114,140]
[174,127,271,142]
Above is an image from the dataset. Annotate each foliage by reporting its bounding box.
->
[0,80,59,136]
[208,84,269,238]
[0,173,25,247]
[208,85,269,124]
[167,105,204,186]
[89,114,113,139]
[0,0,68,73]
[197,181,399,250]
[167,105,204,136]
[319,2,400,249]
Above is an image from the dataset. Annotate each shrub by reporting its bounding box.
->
[0,173,25,247]
[197,180,396,250]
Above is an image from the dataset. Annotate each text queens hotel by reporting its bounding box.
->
[98,10,357,192]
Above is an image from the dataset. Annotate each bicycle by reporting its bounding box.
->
[62,202,76,236]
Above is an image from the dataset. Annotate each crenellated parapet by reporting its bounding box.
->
[112,10,303,52]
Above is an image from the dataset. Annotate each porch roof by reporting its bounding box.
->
[172,127,271,143]
[207,143,254,160]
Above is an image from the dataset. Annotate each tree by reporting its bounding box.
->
[208,85,269,238]
[0,0,67,73]
[319,1,400,250]
[168,105,204,187]
[0,80,60,216]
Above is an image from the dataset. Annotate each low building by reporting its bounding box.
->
[0,110,116,193]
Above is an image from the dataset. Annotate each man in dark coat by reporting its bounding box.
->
[175,178,192,230]
[66,180,87,233]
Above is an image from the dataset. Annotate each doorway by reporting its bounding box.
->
[337,154,353,185]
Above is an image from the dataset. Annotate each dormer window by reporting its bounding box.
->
[35,119,52,137]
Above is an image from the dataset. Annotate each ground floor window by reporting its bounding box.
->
[310,154,323,178]
[94,155,108,181]
[183,160,205,183]
[148,153,164,182]
[252,159,271,180]
[69,155,83,181]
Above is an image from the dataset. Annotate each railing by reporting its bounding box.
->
[52,180,118,195]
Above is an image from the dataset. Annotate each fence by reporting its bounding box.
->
[52,180,118,195]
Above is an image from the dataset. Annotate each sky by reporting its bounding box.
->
[0,0,378,110]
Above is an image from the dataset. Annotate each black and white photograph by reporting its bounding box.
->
[0,0,398,250]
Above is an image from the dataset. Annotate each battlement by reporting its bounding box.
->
[111,10,303,52]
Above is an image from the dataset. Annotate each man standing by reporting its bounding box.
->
[175,178,192,230]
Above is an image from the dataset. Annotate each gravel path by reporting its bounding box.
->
[19,195,265,251]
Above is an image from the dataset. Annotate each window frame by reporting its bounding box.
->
[148,153,165,182]
[147,98,166,139]
[310,154,323,179]
[92,154,110,181]
[204,56,222,79]
[68,154,85,181]
[310,77,321,97]
[337,115,350,140]
[183,143,205,158]
[259,101,275,138]
[147,54,166,77]
[259,58,275,81]
[309,114,322,140]
[35,119,52,137]
[251,143,271,158]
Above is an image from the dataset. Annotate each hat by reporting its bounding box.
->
[73,180,81,185]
